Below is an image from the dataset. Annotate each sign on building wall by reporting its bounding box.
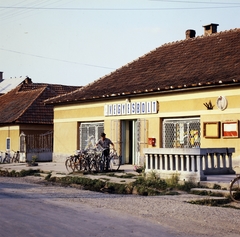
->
[104,101,158,116]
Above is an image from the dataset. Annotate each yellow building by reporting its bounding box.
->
[0,78,80,161]
[47,24,240,169]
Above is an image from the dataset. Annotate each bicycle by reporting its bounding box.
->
[0,151,3,163]
[229,174,240,203]
[109,150,121,171]
[65,151,81,172]
[12,151,20,163]
[98,148,121,172]
[65,149,95,172]
[3,152,12,163]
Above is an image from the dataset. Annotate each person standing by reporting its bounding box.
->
[96,132,115,157]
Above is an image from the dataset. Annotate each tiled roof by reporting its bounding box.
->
[46,28,240,104]
[0,81,81,124]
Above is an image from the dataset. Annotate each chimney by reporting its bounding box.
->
[185,29,196,39]
[0,72,3,82]
[203,23,219,36]
[24,76,32,84]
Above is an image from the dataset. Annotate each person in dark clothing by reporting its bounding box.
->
[96,132,115,157]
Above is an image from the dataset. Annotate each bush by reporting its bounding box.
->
[178,180,197,192]
[165,173,179,188]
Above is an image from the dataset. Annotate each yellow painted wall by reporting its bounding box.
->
[53,121,79,154]
[53,86,240,164]
[0,126,20,152]
[147,117,160,147]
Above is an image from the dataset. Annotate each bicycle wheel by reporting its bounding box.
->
[65,156,75,172]
[109,155,121,171]
[98,155,105,172]
[15,152,20,163]
[93,154,102,172]
[3,156,10,163]
[229,176,240,203]
[11,156,15,163]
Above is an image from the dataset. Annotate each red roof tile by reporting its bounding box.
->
[0,81,81,124]
[46,28,240,104]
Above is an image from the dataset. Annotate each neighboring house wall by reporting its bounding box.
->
[0,124,52,160]
[52,86,240,168]
[0,125,20,153]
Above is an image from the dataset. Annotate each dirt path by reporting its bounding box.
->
[0,176,240,237]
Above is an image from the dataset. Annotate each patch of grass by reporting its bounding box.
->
[222,204,240,209]
[106,173,115,177]
[0,169,40,177]
[213,184,221,190]
[56,172,67,175]
[187,198,230,206]
[190,189,224,197]
[49,176,106,192]
[165,173,179,188]
[45,173,52,180]
[177,180,198,192]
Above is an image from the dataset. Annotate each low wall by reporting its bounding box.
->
[143,148,235,182]
[26,152,52,162]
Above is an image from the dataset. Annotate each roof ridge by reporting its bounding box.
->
[44,86,82,103]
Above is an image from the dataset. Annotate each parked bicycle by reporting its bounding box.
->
[97,147,121,172]
[11,151,20,163]
[65,150,82,172]
[2,152,12,163]
[65,147,121,173]
[109,149,121,171]
[0,151,3,163]
[229,174,240,203]
[65,135,121,173]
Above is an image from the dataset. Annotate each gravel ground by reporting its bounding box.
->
[1,176,240,237]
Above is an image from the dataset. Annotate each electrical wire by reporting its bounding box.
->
[150,0,240,4]
[1,5,240,10]
[0,48,115,70]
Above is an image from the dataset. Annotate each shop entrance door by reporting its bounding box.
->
[121,120,137,164]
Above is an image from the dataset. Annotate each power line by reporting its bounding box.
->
[0,48,115,70]
[0,0,65,22]
[151,0,240,4]
[0,6,240,10]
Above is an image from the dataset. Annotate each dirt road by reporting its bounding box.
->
[0,176,239,237]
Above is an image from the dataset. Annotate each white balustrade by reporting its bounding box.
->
[143,148,235,182]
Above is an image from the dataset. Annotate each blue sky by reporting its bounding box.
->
[0,0,240,86]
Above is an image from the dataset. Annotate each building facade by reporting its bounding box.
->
[47,24,240,169]
[0,78,80,161]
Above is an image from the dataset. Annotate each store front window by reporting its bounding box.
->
[163,118,200,148]
[79,122,104,149]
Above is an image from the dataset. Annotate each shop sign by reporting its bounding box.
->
[104,101,158,116]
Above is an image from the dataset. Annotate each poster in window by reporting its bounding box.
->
[222,121,239,138]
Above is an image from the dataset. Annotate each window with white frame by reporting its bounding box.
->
[6,137,10,151]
